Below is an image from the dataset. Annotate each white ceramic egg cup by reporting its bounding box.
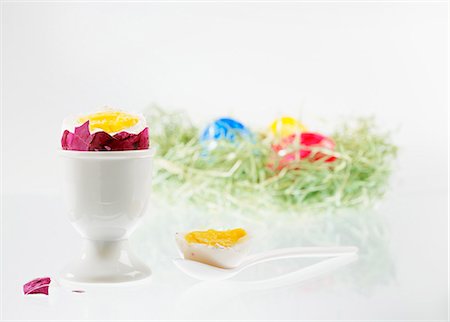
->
[59,149,153,283]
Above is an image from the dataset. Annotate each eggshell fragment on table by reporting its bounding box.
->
[23,277,51,295]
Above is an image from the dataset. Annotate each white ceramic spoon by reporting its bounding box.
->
[173,246,358,281]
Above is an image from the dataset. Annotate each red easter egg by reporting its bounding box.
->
[272,132,336,169]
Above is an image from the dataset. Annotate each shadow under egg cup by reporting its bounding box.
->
[58,149,153,283]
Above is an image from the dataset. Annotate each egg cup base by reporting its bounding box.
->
[58,239,152,284]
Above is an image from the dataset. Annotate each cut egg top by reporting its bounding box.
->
[176,228,251,269]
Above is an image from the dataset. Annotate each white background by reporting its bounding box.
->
[1,2,448,321]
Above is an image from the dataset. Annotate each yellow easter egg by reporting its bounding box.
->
[270,116,307,137]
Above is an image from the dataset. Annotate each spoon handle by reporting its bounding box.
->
[229,253,358,290]
[241,246,358,269]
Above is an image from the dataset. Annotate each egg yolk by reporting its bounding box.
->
[185,228,247,248]
[78,111,139,133]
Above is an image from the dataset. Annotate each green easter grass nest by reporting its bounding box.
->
[145,107,397,215]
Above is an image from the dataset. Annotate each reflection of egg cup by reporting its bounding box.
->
[59,149,153,283]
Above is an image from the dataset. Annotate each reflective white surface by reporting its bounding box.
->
[2,172,448,320]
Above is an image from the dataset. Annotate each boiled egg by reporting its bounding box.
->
[62,108,147,135]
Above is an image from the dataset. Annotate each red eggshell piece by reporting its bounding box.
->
[61,121,150,151]
[23,277,51,295]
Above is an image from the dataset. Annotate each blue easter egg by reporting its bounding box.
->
[201,118,251,143]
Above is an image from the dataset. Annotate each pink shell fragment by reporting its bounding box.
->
[23,277,51,295]
[61,121,150,151]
